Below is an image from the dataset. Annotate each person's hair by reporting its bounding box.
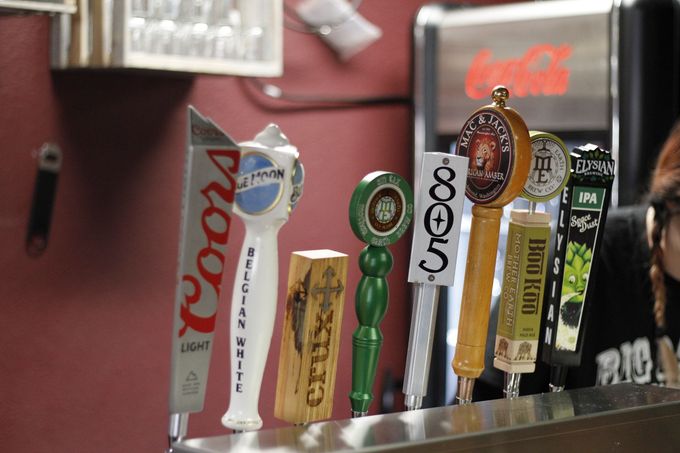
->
[649,119,680,332]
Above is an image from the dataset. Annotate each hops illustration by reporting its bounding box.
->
[560,241,592,327]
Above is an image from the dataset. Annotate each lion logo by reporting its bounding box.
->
[473,138,497,172]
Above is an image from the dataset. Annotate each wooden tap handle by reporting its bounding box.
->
[452,204,502,378]
[275,250,348,425]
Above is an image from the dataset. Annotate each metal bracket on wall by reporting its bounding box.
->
[26,143,62,258]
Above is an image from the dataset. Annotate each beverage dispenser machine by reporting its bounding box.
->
[412,0,680,407]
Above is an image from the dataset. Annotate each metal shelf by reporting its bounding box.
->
[0,0,75,14]
[173,383,680,452]
[49,0,283,77]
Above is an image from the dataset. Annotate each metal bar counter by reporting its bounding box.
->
[174,383,680,452]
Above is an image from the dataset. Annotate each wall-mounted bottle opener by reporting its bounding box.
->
[26,143,62,257]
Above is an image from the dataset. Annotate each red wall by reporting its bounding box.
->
[0,2,502,452]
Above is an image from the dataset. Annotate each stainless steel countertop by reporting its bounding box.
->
[173,383,680,452]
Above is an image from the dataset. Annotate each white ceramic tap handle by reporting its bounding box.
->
[221,124,303,431]
[222,221,280,431]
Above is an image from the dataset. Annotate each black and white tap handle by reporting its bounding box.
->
[403,152,467,410]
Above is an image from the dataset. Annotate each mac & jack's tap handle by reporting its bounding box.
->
[403,153,468,411]
[452,87,531,404]
[494,131,571,399]
[221,124,304,431]
[453,205,503,381]
[348,172,413,417]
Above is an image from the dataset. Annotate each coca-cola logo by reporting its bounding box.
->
[465,44,572,100]
[179,149,240,337]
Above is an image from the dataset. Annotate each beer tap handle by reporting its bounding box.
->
[348,171,413,417]
[403,152,467,411]
[222,124,304,431]
[222,221,281,431]
[168,107,240,450]
[494,131,571,399]
[350,244,393,417]
[274,250,349,425]
[452,87,531,404]
[541,144,615,392]
[453,204,503,403]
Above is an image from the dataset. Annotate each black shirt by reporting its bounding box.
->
[576,205,680,388]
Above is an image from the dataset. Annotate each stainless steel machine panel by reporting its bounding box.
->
[435,0,611,135]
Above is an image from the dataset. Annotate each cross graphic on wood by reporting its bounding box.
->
[311,266,344,312]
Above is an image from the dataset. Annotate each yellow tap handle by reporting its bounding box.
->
[452,205,502,378]
[451,87,531,401]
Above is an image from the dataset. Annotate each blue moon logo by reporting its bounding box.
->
[235,153,285,215]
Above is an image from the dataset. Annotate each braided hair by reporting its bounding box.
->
[648,120,680,385]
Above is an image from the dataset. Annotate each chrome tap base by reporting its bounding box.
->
[456,377,475,405]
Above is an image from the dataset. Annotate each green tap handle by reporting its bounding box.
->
[350,245,392,414]
[348,171,413,416]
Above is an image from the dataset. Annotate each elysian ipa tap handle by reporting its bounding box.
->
[348,171,413,417]
[168,107,240,451]
[221,124,304,432]
[452,86,531,404]
[541,144,615,392]
[403,152,468,410]
[493,132,571,399]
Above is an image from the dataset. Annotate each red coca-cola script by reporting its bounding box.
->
[179,149,240,337]
[465,44,572,100]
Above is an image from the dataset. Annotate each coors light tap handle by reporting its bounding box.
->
[168,107,240,450]
[541,144,615,391]
[452,86,531,404]
[403,152,467,410]
[221,124,304,431]
[348,171,413,417]
[493,132,571,398]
